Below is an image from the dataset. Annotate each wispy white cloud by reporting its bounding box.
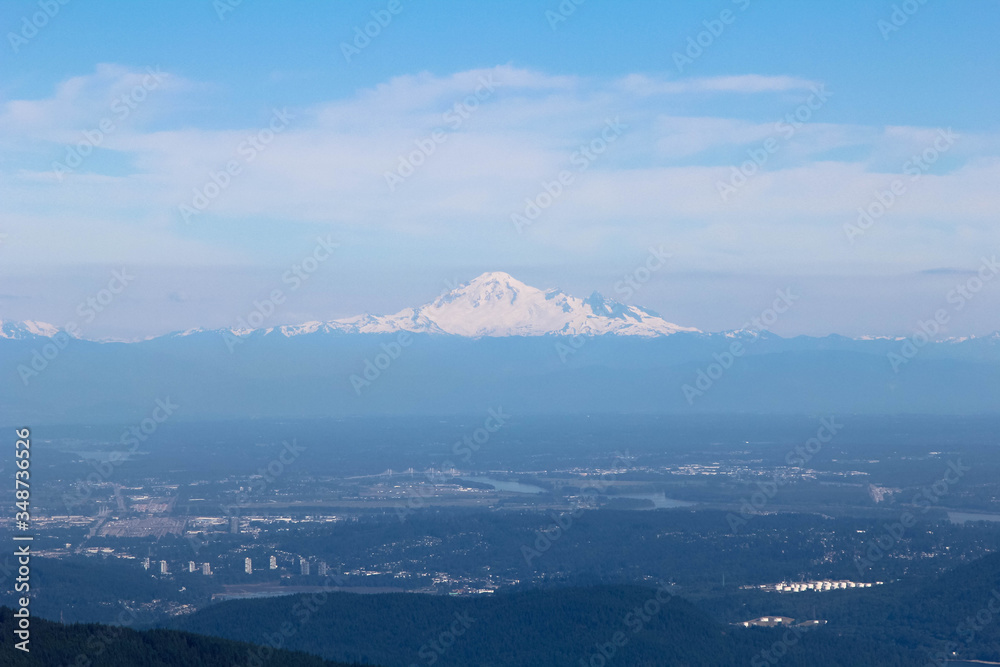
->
[1,64,998,280]
[1,63,190,142]
[616,73,818,95]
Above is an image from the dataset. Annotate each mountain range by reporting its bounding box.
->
[5,271,997,343]
[3,272,1000,422]
[13,271,690,341]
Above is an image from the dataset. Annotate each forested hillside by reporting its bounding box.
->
[171,585,918,666]
[0,608,359,666]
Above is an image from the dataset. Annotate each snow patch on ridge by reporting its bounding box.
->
[0,320,60,339]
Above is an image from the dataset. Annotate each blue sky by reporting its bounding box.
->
[1,0,999,339]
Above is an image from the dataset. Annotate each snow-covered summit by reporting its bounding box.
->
[290,271,698,338]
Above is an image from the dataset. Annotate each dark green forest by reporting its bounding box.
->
[0,607,361,666]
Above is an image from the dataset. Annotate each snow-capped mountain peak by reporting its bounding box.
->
[321,272,699,338]
[167,272,699,339]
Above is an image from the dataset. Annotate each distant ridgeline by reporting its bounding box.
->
[5,270,1000,420]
